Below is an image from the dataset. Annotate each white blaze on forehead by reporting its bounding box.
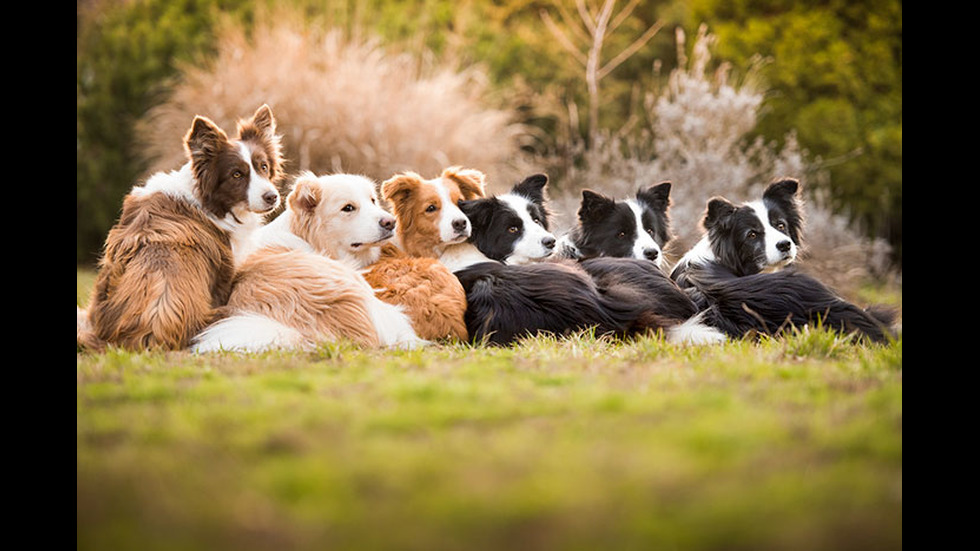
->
[626,199,664,267]
[498,193,555,264]
[430,178,470,243]
[747,199,796,266]
[238,142,279,212]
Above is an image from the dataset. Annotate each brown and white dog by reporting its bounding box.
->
[190,172,425,352]
[77,105,284,351]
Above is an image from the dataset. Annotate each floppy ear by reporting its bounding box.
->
[381,172,424,207]
[511,174,548,205]
[578,189,616,223]
[636,181,671,213]
[442,167,487,200]
[459,198,493,231]
[287,173,321,214]
[703,197,736,231]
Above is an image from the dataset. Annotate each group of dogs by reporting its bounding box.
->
[76,105,897,354]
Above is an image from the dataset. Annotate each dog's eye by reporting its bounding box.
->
[747,231,758,239]
[617,231,626,239]
[426,204,438,213]
[647,228,655,236]
[232,170,243,179]
[508,226,520,234]
[776,222,786,231]
[533,218,541,225]
[261,162,269,172]
[341,204,356,212]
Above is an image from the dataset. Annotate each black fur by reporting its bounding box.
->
[459,174,553,263]
[560,182,672,261]
[671,179,895,342]
[683,263,896,343]
[454,176,700,345]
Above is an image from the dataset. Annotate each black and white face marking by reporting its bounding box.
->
[459,174,556,264]
[697,179,802,276]
[565,183,673,269]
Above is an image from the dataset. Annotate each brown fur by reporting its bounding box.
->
[362,244,469,341]
[79,193,235,351]
[78,105,283,352]
[381,166,487,258]
[224,247,381,347]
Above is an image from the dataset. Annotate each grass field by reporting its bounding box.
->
[77,269,902,550]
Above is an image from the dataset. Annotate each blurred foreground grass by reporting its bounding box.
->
[77,269,901,550]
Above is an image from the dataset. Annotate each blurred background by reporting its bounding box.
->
[77,0,901,294]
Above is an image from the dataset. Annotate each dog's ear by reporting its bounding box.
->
[239,104,277,137]
[637,181,671,213]
[511,174,548,205]
[703,197,736,230]
[763,178,800,202]
[184,116,229,160]
[287,174,322,214]
[459,198,493,231]
[578,189,616,223]
[442,167,487,200]
[381,172,424,208]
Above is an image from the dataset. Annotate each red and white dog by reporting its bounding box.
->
[77,105,283,351]
[190,172,425,352]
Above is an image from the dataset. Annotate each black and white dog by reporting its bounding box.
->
[556,182,673,271]
[671,179,895,342]
[435,175,723,346]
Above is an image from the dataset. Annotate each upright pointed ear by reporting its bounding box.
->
[578,189,616,223]
[763,178,800,206]
[511,174,548,205]
[241,104,276,136]
[442,167,487,200]
[381,172,424,208]
[184,115,228,159]
[703,197,736,231]
[636,181,671,213]
[287,173,322,214]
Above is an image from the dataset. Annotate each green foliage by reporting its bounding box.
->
[76,0,254,265]
[78,330,902,550]
[677,0,902,264]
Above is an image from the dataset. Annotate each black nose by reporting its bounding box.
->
[643,248,659,261]
[380,217,395,231]
[452,219,468,232]
[262,191,279,206]
[542,236,556,249]
[777,240,792,253]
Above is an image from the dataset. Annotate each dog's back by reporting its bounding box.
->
[80,192,235,351]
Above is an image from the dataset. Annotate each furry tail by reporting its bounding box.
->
[190,313,308,353]
[666,312,728,345]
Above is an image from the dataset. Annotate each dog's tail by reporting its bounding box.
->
[77,305,106,352]
[190,312,309,353]
[686,264,897,343]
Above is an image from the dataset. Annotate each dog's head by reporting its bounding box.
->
[568,182,673,270]
[702,178,803,275]
[459,174,557,264]
[184,104,284,221]
[286,172,396,260]
[381,166,486,258]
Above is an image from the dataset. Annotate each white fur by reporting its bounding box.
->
[438,242,495,273]
[429,179,471,245]
[676,236,715,269]
[191,313,309,353]
[498,194,556,265]
[746,200,797,269]
[626,199,665,269]
[665,312,728,345]
[239,142,280,213]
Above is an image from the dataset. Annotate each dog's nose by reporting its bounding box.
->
[643,248,659,261]
[262,191,279,206]
[452,219,468,232]
[777,240,792,253]
[542,236,556,250]
[380,217,395,231]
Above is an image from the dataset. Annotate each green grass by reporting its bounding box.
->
[77,270,902,551]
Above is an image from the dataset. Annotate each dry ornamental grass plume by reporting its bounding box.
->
[139,13,529,193]
[544,24,892,292]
